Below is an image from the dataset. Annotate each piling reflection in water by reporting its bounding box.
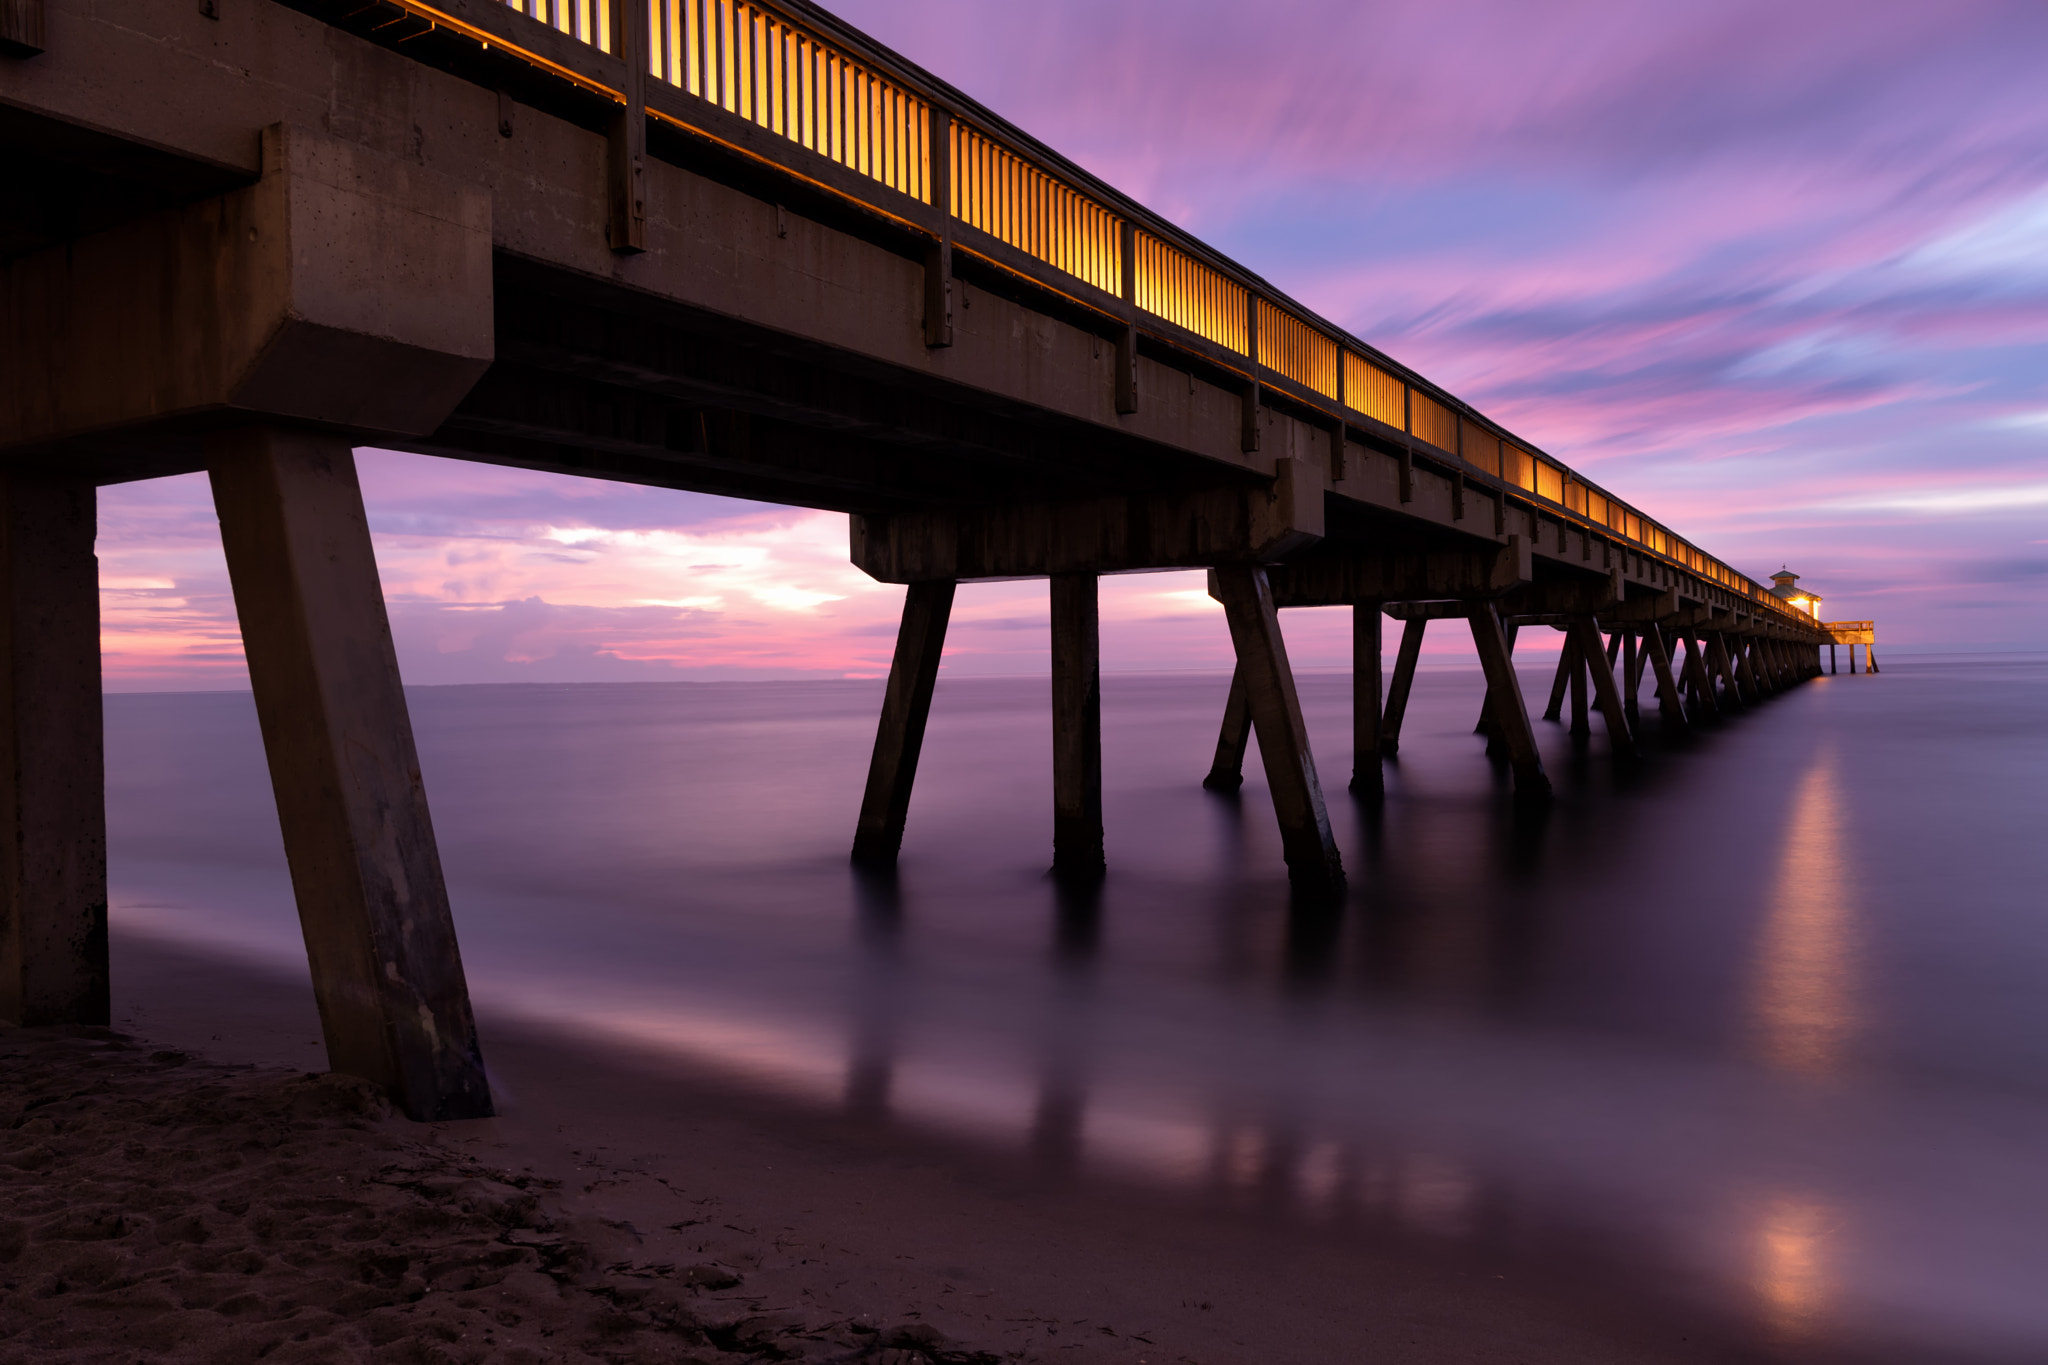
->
[103,660,2048,1362]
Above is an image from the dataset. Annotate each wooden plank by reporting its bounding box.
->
[207,430,489,1121]
[852,580,956,866]
[1211,566,1344,896]
[1050,573,1104,879]
[1381,617,1426,756]
[1351,602,1383,794]
[0,477,106,1027]
[1466,603,1550,802]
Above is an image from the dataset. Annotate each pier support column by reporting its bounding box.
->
[1381,618,1426,756]
[1050,573,1104,879]
[1568,634,1591,737]
[1622,632,1641,727]
[1202,668,1251,791]
[1211,566,1344,897]
[853,579,956,866]
[1865,641,1880,674]
[1468,603,1550,802]
[0,477,107,1028]
[1642,626,1691,734]
[208,429,488,1121]
[1681,632,1719,719]
[1350,603,1384,794]
[1543,632,1575,722]
[1568,618,1637,759]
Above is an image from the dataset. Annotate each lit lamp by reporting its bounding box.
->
[1769,569,1821,619]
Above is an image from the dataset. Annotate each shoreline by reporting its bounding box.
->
[0,930,1821,1364]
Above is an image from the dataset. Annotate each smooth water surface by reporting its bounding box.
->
[105,656,2048,1360]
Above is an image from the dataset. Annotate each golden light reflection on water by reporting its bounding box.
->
[1749,754,1859,1076]
[1752,1193,1840,1340]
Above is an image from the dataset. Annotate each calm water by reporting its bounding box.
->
[105,656,2048,1360]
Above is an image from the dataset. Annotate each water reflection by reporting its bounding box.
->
[102,664,2048,1363]
[1749,754,1859,1076]
[1752,1192,1840,1342]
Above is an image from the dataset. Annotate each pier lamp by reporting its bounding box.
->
[1768,569,1822,619]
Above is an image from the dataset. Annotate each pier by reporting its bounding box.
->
[2,0,1861,1118]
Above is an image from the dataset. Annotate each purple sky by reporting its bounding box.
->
[99,0,2048,688]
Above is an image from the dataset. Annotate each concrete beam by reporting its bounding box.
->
[3,124,491,461]
[849,457,1321,582]
[208,427,489,1121]
[1266,536,1531,608]
[0,475,106,1027]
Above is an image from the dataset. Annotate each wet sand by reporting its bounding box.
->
[0,931,1805,1365]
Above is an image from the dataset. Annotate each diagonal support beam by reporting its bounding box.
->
[208,429,489,1121]
[1567,617,1638,759]
[1641,625,1691,734]
[853,580,956,867]
[1203,667,1251,792]
[1381,617,1426,756]
[1467,603,1551,802]
[1211,566,1344,897]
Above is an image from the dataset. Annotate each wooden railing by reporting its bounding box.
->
[460,0,1801,621]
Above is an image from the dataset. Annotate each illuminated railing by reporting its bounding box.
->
[951,122,1119,293]
[504,0,611,50]
[476,0,1799,620]
[1134,233,1247,353]
[647,0,929,201]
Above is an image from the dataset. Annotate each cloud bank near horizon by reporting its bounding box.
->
[96,0,2048,688]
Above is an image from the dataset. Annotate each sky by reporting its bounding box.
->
[97,0,2048,690]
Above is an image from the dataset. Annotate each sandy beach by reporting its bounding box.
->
[0,931,1795,1365]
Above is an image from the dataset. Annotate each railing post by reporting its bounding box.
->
[1114,220,1138,414]
[924,107,954,348]
[1241,293,1260,453]
[1398,386,1415,503]
[607,0,649,254]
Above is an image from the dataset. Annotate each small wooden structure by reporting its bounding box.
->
[1823,622,1879,674]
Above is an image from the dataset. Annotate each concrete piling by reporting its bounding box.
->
[853,580,957,867]
[1050,573,1105,880]
[208,429,490,1122]
[1210,566,1344,897]
[0,476,107,1028]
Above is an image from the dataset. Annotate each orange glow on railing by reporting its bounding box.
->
[1409,391,1457,453]
[1344,354,1405,429]
[650,0,929,202]
[1134,233,1247,354]
[504,0,612,52]
[951,123,1120,293]
[1461,421,1502,479]
[1255,299,1341,402]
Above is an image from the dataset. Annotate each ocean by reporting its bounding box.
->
[103,655,2048,1361]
